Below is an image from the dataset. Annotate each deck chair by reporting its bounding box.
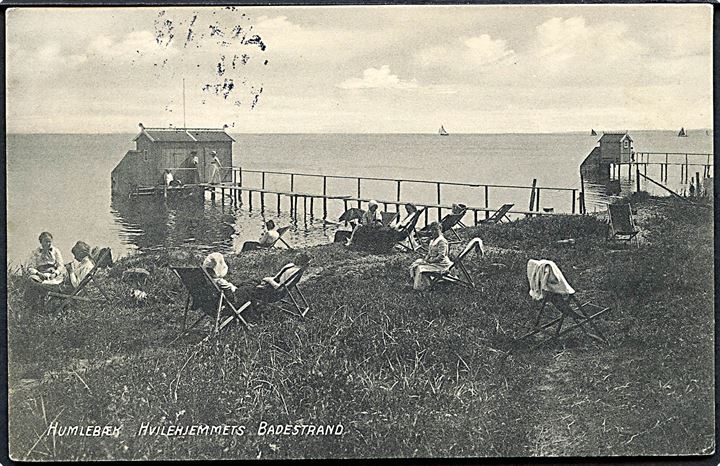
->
[518,260,610,349]
[607,203,639,247]
[479,203,514,224]
[381,211,398,227]
[426,238,484,289]
[419,207,468,244]
[518,293,611,349]
[395,208,426,252]
[243,226,293,251]
[254,265,311,318]
[171,267,251,340]
[47,248,113,311]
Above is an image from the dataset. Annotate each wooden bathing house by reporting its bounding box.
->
[111,123,234,198]
[580,131,634,179]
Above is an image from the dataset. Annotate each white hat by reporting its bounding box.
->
[202,252,228,278]
[368,200,379,208]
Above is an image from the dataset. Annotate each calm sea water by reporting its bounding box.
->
[6,131,712,265]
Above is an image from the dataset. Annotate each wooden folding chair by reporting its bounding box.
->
[426,238,484,289]
[519,293,611,349]
[171,267,251,341]
[381,211,398,227]
[395,208,426,252]
[607,203,639,248]
[255,266,311,318]
[479,203,514,224]
[268,226,293,249]
[46,248,113,311]
[419,208,468,245]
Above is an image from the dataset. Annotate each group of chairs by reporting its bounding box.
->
[171,264,310,341]
[62,202,637,347]
[37,247,114,312]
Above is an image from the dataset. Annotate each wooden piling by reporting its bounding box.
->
[484,185,489,220]
[357,178,361,209]
[685,154,689,183]
[696,172,701,196]
[277,193,281,213]
[535,188,541,212]
[260,191,265,212]
[436,182,441,220]
[248,190,253,210]
[323,176,328,220]
[528,179,537,216]
[571,189,576,214]
[310,197,314,218]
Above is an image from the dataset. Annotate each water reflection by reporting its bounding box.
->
[110,193,340,255]
[111,195,236,254]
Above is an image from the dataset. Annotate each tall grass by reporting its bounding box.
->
[7,197,714,459]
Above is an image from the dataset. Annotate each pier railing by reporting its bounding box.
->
[608,151,713,183]
[214,167,584,223]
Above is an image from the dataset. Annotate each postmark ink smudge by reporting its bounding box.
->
[184,14,198,48]
[209,24,224,37]
[242,35,266,51]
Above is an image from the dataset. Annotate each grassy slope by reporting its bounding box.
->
[7,195,714,460]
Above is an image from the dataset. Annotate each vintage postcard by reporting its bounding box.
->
[5,4,714,461]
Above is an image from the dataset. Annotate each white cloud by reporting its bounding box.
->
[337,65,419,90]
[416,33,514,70]
[534,16,644,63]
[464,34,514,65]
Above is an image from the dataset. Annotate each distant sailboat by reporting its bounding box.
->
[678,127,688,137]
[590,129,597,136]
[439,125,449,136]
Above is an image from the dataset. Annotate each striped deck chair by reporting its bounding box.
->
[47,248,113,311]
[171,267,251,341]
[426,238,484,289]
[254,265,311,318]
[479,203,514,224]
[395,208,426,252]
[606,203,639,248]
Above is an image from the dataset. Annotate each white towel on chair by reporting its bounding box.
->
[527,259,575,301]
[461,237,485,258]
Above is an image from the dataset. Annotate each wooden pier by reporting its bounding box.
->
[197,167,585,228]
[608,152,713,184]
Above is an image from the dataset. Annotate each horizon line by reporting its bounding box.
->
[6,128,713,136]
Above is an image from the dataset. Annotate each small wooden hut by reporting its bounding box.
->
[111,124,235,196]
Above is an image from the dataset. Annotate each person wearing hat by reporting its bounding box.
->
[347,200,383,247]
[202,252,238,301]
[208,151,223,185]
[361,200,383,227]
[66,241,95,289]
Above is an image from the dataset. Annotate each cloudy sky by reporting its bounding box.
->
[6,5,713,133]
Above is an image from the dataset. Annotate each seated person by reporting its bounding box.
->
[202,252,239,303]
[391,203,418,230]
[241,220,281,252]
[409,222,452,291]
[347,200,383,246]
[252,253,310,302]
[26,231,66,283]
[361,200,383,227]
[66,241,95,290]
